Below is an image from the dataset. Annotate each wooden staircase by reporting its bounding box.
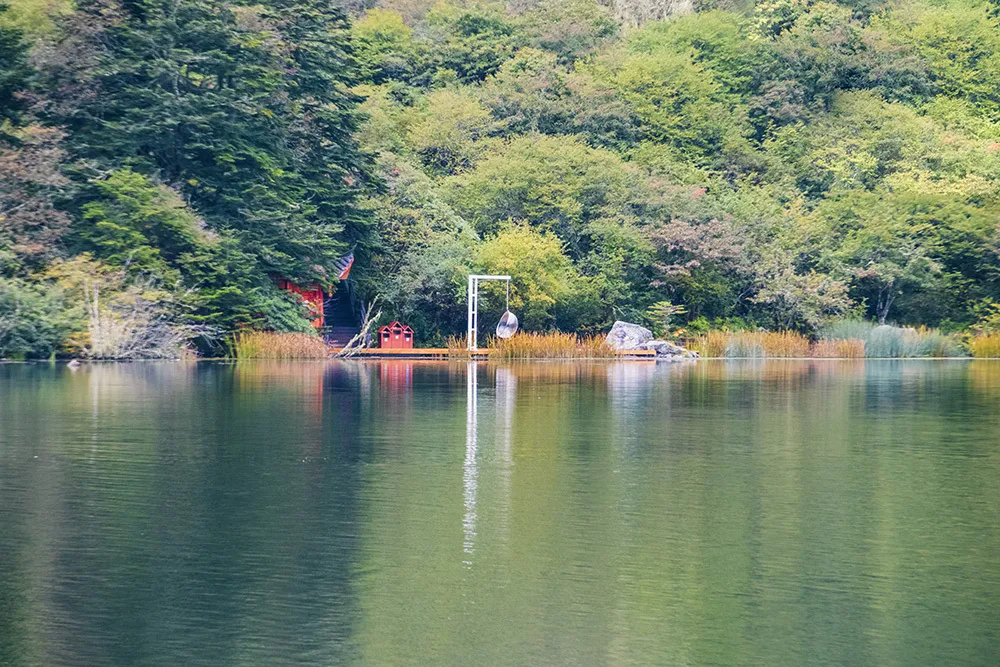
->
[323,290,360,347]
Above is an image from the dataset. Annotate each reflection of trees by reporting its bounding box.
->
[0,361,369,664]
[3,360,1000,665]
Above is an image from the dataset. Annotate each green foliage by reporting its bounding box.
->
[0,276,73,358]
[0,0,72,38]
[77,170,209,280]
[971,301,1000,334]
[884,2,1000,121]
[444,134,642,252]
[516,0,618,63]
[0,2,29,128]
[645,300,687,337]
[407,88,494,174]
[58,0,375,284]
[476,224,580,329]
[807,182,1000,324]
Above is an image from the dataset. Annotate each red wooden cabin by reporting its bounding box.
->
[378,321,414,349]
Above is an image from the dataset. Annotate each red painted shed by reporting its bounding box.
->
[378,321,414,349]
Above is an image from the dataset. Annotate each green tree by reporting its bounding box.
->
[57,0,376,287]
[444,134,642,255]
[0,1,29,129]
[476,224,579,329]
[0,276,73,358]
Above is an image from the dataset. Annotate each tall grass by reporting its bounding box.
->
[446,335,473,359]
[695,323,965,358]
[812,339,866,359]
[819,320,966,357]
[488,332,616,359]
[695,331,730,358]
[229,331,328,360]
[694,331,811,358]
[819,320,875,343]
[969,333,1000,358]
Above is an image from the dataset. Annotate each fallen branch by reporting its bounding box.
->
[334,297,381,359]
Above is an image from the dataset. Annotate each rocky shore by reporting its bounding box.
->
[605,321,699,362]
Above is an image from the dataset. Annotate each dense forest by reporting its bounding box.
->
[2,0,1000,356]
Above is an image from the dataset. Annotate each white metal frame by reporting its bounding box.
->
[466,274,511,350]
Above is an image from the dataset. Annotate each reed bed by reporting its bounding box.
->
[694,331,811,358]
[695,331,729,358]
[488,332,616,360]
[445,335,474,359]
[968,333,1000,358]
[229,331,329,360]
[822,321,965,358]
[812,338,866,359]
[696,322,968,358]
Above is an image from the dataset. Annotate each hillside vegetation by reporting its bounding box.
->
[2,0,1000,356]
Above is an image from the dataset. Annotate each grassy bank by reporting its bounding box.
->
[692,324,968,358]
[489,332,616,360]
[229,331,328,360]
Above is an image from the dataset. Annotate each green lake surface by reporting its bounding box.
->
[1,360,999,666]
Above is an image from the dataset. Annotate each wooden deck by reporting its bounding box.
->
[328,347,656,359]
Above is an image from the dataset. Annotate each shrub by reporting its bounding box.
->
[819,319,876,342]
[969,333,1000,358]
[821,320,965,358]
[83,280,215,360]
[864,326,964,358]
[229,331,328,360]
[0,277,74,359]
[724,333,765,358]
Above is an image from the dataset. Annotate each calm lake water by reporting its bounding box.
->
[1,360,999,666]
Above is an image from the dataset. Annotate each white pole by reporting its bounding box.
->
[466,274,511,351]
[467,276,474,350]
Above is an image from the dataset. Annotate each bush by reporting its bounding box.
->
[819,319,876,342]
[969,333,1000,358]
[0,277,74,359]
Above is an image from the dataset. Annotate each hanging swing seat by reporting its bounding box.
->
[496,311,518,339]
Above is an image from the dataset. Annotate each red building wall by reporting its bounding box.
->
[277,280,326,328]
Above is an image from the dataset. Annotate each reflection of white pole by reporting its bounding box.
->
[466,274,511,350]
[495,368,516,543]
[463,361,478,564]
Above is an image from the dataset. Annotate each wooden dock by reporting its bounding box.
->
[328,348,656,359]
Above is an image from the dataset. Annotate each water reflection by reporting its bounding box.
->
[463,362,478,564]
[1,360,999,666]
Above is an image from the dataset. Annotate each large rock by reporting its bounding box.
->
[606,321,653,350]
[640,339,700,360]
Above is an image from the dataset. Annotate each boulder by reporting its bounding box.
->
[605,321,653,350]
[639,339,700,360]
